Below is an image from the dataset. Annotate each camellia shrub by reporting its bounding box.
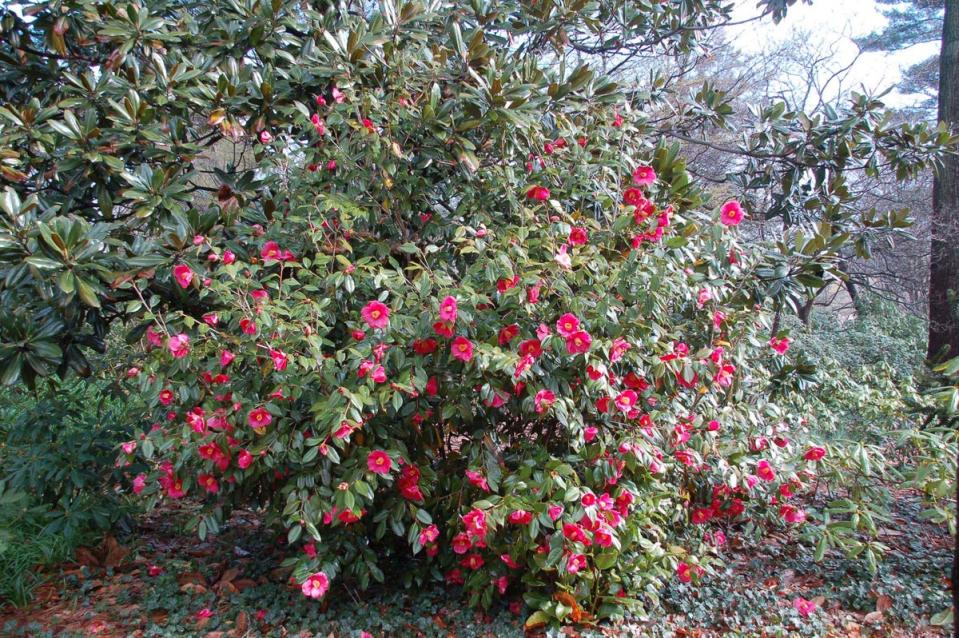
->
[1,0,943,628]
[109,7,836,625]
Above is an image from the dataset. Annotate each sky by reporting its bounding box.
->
[729,0,941,107]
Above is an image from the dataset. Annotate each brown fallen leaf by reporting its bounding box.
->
[863,611,884,624]
[876,594,893,612]
[102,536,129,568]
[233,611,249,635]
[75,547,100,568]
[233,578,257,591]
[179,582,209,594]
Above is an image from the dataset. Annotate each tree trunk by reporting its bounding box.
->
[931,0,959,364]
[932,5,959,637]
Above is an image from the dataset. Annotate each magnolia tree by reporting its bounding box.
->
[0,0,944,628]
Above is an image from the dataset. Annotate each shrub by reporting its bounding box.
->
[0,0,946,628]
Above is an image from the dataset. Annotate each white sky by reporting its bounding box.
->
[729,0,941,107]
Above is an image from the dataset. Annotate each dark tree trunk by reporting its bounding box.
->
[931,0,959,364]
[933,5,959,637]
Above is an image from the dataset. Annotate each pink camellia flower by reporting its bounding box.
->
[593,526,614,548]
[632,165,657,186]
[756,459,776,482]
[202,312,218,327]
[568,227,588,246]
[147,564,163,576]
[501,554,520,569]
[566,553,588,575]
[565,330,592,355]
[554,244,572,269]
[168,334,190,358]
[220,350,235,367]
[556,313,580,337]
[584,426,598,442]
[259,130,273,144]
[526,185,550,201]
[780,504,807,524]
[707,419,721,432]
[173,264,194,289]
[548,505,564,521]
[370,365,387,383]
[804,446,826,462]
[498,323,519,346]
[462,509,487,537]
[132,474,146,494]
[361,300,390,329]
[450,336,474,362]
[465,469,490,492]
[222,250,236,265]
[248,407,272,431]
[367,450,393,475]
[418,524,440,546]
[697,288,712,308]
[237,449,253,469]
[270,349,288,371]
[261,241,289,262]
[614,390,638,412]
[793,597,817,618]
[508,510,533,525]
[121,440,137,454]
[439,296,458,322]
[769,336,792,354]
[610,338,631,362]
[534,389,556,413]
[720,200,744,226]
[301,572,330,599]
[196,608,213,620]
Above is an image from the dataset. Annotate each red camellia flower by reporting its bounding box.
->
[720,200,744,226]
[237,449,253,469]
[525,185,550,201]
[623,187,645,206]
[632,165,657,186]
[412,338,438,355]
[568,226,588,246]
[239,318,257,335]
[361,300,390,329]
[450,336,474,362]
[498,323,519,346]
[198,473,219,494]
[173,264,194,289]
[756,459,776,482]
[676,561,703,583]
[159,389,174,406]
[460,554,484,570]
[803,446,826,462]
[769,336,792,354]
[248,407,272,431]
[562,523,590,545]
[508,509,533,525]
[367,450,393,475]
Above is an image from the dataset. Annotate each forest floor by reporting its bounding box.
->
[0,491,951,638]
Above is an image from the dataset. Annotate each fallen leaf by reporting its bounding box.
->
[863,611,883,624]
[876,594,892,612]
